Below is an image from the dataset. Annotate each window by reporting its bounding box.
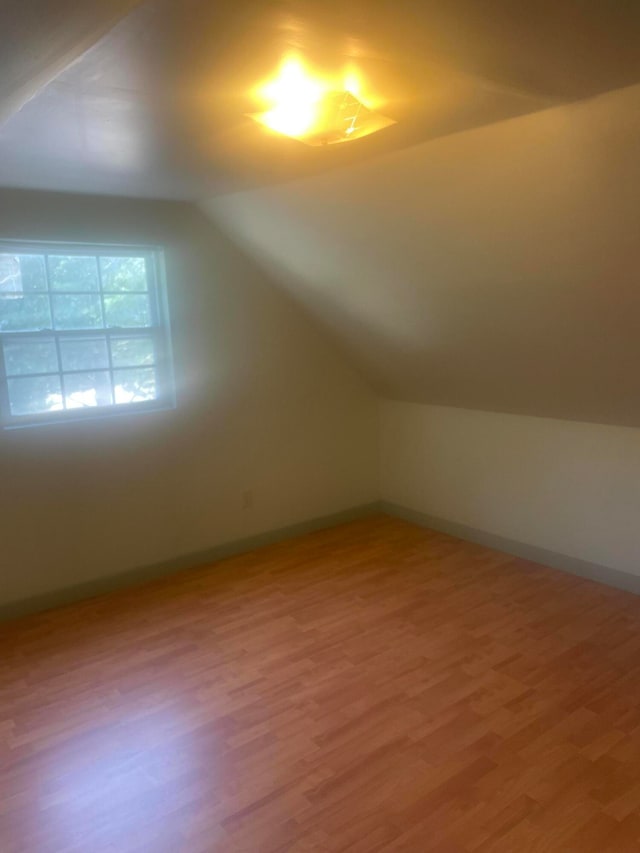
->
[0,242,174,427]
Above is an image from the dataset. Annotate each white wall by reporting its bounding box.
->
[380,400,640,577]
[0,190,378,608]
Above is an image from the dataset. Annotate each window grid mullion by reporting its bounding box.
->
[53,336,66,410]
[96,255,116,404]
[0,334,10,422]
[151,326,166,400]
[1,245,171,426]
[43,254,67,410]
[36,290,149,297]
[5,365,157,382]
[147,252,160,328]
[0,326,159,340]
[44,254,56,333]
[146,253,165,398]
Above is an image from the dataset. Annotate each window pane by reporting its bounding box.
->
[0,294,51,331]
[52,294,103,330]
[104,294,151,328]
[64,371,113,409]
[0,245,169,424]
[0,253,46,295]
[114,367,156,404]
[100,257,148,292]
[48,256,99,292]
[3,339,58,376]
[111,336,154,367]
[60,337,109,371]
[8,375,63,415]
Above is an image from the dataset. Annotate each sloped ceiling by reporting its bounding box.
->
[0,0,143,124]
[1,1,640,196]
[203,83,640,427]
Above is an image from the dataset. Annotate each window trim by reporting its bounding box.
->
[0,239,175,429]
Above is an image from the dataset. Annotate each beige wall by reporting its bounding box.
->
[380,400,640,576]
[205,83,640,428]
[0,190,378,607]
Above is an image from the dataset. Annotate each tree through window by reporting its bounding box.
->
[0,242,174,427]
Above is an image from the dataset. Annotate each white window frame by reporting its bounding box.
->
[0,240,175,429]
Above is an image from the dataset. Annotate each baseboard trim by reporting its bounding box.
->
[1,502,380,623]
[380,501,640,596]
[8,500,637,623]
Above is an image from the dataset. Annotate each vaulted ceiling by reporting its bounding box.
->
[1,1,640,197]
[2,1,640,425]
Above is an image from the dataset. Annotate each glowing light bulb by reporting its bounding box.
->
[257,58,326,137]
[343,72,360,98]
[248,56,395,145]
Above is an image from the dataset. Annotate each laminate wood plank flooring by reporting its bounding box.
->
[3,514,640,851]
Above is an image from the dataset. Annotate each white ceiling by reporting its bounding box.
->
[1,1,640,198]
[0,0,143,125]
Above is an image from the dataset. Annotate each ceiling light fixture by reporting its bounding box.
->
[249,57,395,146]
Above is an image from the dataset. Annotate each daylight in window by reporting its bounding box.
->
[0,243,174,426]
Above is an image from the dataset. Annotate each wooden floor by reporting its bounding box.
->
[3,516,640,852]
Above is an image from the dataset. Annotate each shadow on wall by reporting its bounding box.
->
[202,82,640,428]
